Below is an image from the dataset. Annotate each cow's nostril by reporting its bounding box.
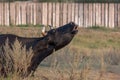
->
[73,26,78,30]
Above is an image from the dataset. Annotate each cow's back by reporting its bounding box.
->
[0,34,35,45]
[0,34,18,46]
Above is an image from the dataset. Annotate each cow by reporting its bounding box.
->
[0,22,78,77]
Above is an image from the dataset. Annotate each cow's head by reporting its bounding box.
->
[46,22,78,51]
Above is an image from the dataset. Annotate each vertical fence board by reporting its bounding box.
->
[48,3,52,25]
[88,3,93,27]
[42,3,47,25]
[15,2,20,25]
[99,3,102,26]
[30,3,33,24]
[55,3,59,27]
[4,3,9,26]
[0,3,2,25]
[71,3,75,22]
[78,3,83,27]
[67,3,72,23]
[33,3,36,25]
[118,4,120,27]
[105,3,109,27]
[62,3,67,25]
[109,3,114,28]
[31,3,34,25]
[92,3,96,26]
[84,3,89,27]
[59,3,63,26]
[52,3,56,27]
[95,3,101,26]
[66,3,69,23]
[21,2,26,25]
[47,3,52,25]
[19,3,22,25]
[74,3,78,24]
[63,3,67,24]
[114,3,118,27]
[27,3,31,24]
[10,3,16,25]
[26,3,30,24]
[36,3,41,24]
[2,2,5,25]
[101,3,105,26]
[39,3,43,24]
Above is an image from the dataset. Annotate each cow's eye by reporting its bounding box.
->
[70,22,74,25]
[50,29,56,34]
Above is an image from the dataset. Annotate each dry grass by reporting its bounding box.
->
[0,38,34,78]
[0,27,120,80]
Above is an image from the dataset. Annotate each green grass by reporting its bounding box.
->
[71,27,120,50]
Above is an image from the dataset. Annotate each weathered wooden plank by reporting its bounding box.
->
[36,3,42,24]
[118,4,120,27]
[42,3,47,25]
[105,3,109,27]
[47,3,52,26]
[67,3,72,23]
[114,3,118,27]
[95,3,101,26]
[109,3,114,28]
[55,3,59,27]
[78,3,83,27]
[33,3,36,25]
[26,3,30,24]
[101,3,105,27]
[84,3,89,27]
[4,3,9,26]
[92,3,96,26]
[26,3,33,25]
[20,2,27,25]
[15,2,21,25]
[59,3,63,26]
[2,3,5,25]
[30,3,34,25]
[66,3,69,23]
[0,3,3,25]
[88,3,93,27]
[52,3,56,27]
[62,3,67,25]
[71,3,75,22]
[39,3,43,24]
[74,3,79,25]
[10,3,16,25]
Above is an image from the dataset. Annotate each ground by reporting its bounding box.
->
[0,26,120,80]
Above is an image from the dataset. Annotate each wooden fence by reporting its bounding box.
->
[0,2,120,28]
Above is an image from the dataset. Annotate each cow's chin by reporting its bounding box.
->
[71,30,78,34]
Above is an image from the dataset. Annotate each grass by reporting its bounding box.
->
[0,26,120,80]
[71,27,120,49]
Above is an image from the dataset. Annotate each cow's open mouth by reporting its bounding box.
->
[71,26,78,34]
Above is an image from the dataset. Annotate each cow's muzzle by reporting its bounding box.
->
[71,25,78,34]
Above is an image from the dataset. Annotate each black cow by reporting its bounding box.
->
[0,22,78,77]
